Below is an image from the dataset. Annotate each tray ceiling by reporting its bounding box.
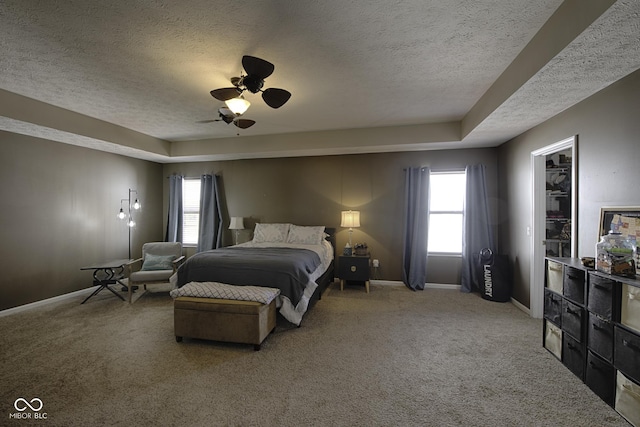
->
[0,1,639,162]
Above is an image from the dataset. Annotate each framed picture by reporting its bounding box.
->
[599,206,640,242]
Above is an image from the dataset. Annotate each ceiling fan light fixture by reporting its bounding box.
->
[242,75,264,93]
[225,96,251,115]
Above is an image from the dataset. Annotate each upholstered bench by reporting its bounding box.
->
[170,282,279,351]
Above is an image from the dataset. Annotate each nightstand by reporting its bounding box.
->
[338,255,370,293]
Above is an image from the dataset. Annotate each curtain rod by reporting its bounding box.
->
[402,167,466,172]
[166,173,218,179]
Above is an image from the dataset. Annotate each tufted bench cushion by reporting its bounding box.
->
[173,296,276,351]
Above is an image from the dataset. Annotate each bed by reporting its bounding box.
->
[175,224,335,326]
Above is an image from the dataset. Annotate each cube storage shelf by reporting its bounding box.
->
[544,257,640,426]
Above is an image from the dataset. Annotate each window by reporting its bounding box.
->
[182,179,201,246]
[428,171,466,254]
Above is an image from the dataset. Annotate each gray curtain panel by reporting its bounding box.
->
[165,174,183,243]
[197,174,223,252]
[460,164,494,293]
[402,167,430,291]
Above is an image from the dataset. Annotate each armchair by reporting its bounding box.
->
[125,242,185,303]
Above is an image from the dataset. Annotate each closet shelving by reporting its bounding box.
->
[546,163,572,257]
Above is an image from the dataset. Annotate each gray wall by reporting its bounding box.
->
[0,131,164,310]
[498,68,640,308]
[5,70,638,312]
[163,148,499,283]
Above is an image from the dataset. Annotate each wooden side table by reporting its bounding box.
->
[338,255,371,293]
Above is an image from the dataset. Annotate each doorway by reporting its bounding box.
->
[530,136,577,318]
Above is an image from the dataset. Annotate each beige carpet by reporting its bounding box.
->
[0,283,628,426]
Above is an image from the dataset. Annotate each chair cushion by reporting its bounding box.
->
[130,269,174,282]
[143,242,182,258]
[141,253,175,271]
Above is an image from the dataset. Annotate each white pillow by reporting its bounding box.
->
[287,225,326,245]
[253,223,290,243]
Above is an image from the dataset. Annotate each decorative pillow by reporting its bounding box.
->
[286,225,326,245]
[141,254,175,271]
[253,223,290,243]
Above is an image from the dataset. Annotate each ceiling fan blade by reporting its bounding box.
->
[262,88,291,109]
[242,55,274,80]
[210,87,241,101]
[196,119,219,123]
[234,119,256,129]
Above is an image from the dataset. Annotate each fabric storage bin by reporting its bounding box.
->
[615,325,640,383]
[588,312,614,362]
[544,289,562,326]
[622,284,640,334]
[546,260,563,294]
[564,266,586,304]
[562,299,584,342]
[588,273,615,320]
[544,321,562,360]
[615,370,640,427]
[563,333,586,380]
[586,351,615,406]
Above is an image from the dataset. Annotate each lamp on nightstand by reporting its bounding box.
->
[340,210,360,255]
[229,217,244,245]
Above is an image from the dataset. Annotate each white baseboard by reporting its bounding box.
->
[425,282,462,290]
[4,282,528,317]
[0,287,94,318]
[510,297,531,316]
[369,279,403,286]
[371,280,530,317]
[379,280,531,315]
[369,279,461,291]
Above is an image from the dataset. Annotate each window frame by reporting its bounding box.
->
[182,178,201,247]
[427,169,466,256]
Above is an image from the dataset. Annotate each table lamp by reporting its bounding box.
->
[340,210,360,255]
[229,217,245,245]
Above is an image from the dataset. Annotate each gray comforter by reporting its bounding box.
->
[177,247,321,307]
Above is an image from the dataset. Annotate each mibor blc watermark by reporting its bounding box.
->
[9,397,47,420]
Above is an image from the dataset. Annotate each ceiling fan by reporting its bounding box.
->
[198,107,256,129]
[210,55,292,109]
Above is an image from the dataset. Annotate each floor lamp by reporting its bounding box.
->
[117,188,140,259]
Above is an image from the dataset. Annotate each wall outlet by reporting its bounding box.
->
[372,259,380,268]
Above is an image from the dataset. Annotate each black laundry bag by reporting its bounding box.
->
[478,248,512,302]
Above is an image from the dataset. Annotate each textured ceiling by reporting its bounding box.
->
[0,1,639,162]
